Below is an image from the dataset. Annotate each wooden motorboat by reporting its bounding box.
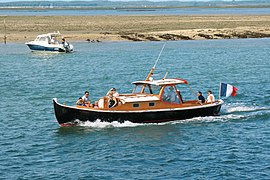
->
[53,44,224,126]
[53,70,223,126]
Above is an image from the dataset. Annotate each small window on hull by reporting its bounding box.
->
[133,103,140,108]
[149,102,155,107]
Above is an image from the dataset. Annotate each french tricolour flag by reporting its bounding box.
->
[220,82,238,98]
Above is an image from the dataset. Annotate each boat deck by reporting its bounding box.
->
[75,99,217,111]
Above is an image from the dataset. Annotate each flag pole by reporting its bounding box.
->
[218,81,221,100]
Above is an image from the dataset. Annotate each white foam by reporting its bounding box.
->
[223,103,268,113]
[170,114,246,124]
[77,119,145,128]
[75,114,245,128]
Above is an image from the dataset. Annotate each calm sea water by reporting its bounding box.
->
[0,39,270,179]
[1,7,270,16]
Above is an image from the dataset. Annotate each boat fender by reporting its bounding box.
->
[119,99,125,105]
[98,99,104,108]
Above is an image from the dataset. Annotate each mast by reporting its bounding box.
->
[218,81,221,100]
[140,43,166,93]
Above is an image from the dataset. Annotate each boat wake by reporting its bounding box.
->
[181,114,246,123]
[223,102,269,113]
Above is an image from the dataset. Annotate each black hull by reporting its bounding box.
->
[53,98,223,125]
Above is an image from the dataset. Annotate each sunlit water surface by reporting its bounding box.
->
[0,39,269,179]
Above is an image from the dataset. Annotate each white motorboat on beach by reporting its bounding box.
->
[25,32,73,53]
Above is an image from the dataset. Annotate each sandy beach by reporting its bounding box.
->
[1,15,270,42]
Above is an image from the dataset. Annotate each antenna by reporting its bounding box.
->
[145,42,166,81]
[163,72,168,80]
[153,42,166,69]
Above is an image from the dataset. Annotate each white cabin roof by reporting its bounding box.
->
[36,32,62,38]
[132,78,188,86]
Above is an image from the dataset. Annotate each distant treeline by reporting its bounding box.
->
[1,0,270,9]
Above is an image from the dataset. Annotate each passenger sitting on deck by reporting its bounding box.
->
[206,90,215,104]
[197,91,205,104]
[106,88,119,97]
[94,101,99,108]
[82,91,92,107]
[76,97,85,106]
[51,37,56,44]
[108,91,117,108]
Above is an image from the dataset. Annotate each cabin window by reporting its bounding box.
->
[133,85,144,94]
[147,85,161,95]
[133,84,161,94]
[144,85,151,94]
[149,102,155,107]
[133,103,140,108]
[38,37,48,42]
[162,86,180,104]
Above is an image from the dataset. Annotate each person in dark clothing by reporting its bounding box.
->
[108,91,117,108]
[76,97,85,106]
[197,91,205,104]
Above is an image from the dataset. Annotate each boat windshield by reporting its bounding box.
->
[162,85,181,104]
[133,84,161,94]
[35,36,50,42]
